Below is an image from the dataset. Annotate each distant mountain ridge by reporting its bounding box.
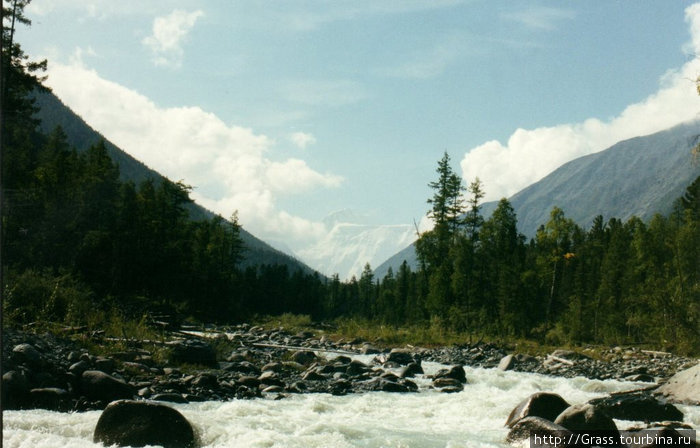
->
[32,89,318,274]
[375,120,700,278]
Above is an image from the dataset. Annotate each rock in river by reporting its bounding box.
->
[94,399,197,448]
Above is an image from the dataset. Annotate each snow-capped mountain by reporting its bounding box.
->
[296,210,417,280]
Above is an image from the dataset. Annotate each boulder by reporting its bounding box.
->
[655,362,700,405]
[498,354,516,371]
[432,377,464,392]
[399,362,424,378]
[554,403,619,435]
[2,370,31,410]
[434,365,467,383]
[506,416,577,447]
[506,392,571,427]
[81,370,134,403]
[12,343,44,368]
[361,344,381,355]
[69,360,91,376]
[379,379,409,393]
[588,391,684,422]
[93,399,197,448]
[387,348,416,365]
[167,340,217,367]
[291,350,317,365]
[29,387,73,412]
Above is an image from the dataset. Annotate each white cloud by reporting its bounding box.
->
[142,9,204,67]
[44,60,342,247]
[460,4,700,202]
[289,131,317,149]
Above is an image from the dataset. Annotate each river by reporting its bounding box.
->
[4,359,699,447]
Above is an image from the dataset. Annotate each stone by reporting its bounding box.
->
[69,360,91,376]
[399,362,424,378]
[302,370,327,381]
[655,362,700,405]
[151,393,188,404]
[346,359,370,376]
[81,370,134,403]
[12,343,43,368]
[554,403,619,434]
[2,370,31,410]
[498,354,516,371]
[261,362,282,372]
[93,399,196,448]
[291,350,317,365]
[506,392,571,428]
[387,348,415,365]
[29,387,73,411]
[236,376,261,388]
[433,377,463,389]
[95,357,116,373]
[380,379,409,393]
[588,392,684,422]
[434,365,466,383]
[361,344,381,355]
[506,416,575,447]
[167,340,217,367]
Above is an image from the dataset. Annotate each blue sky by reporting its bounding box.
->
[17,1,700,273]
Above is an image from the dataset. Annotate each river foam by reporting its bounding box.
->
[4,365,699,448]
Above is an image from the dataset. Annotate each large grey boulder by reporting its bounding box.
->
[93,399,197,448]
[655,362,700,405]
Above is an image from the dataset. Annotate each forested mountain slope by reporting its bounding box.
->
[32,89,317,273]
[375,120,700,277]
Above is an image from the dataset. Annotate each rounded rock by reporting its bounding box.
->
[93,399,197,448]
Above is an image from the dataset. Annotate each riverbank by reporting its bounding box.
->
[2,321,697,414]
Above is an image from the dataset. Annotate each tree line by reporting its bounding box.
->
[346,153,699,353]
[2,0,698,353]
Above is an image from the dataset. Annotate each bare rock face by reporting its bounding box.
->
[505,392,571,428]
[655,362,700,406]
[93,399,197,448]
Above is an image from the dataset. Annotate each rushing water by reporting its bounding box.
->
[4,358,700,448]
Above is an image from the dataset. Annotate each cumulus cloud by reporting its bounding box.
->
[461,4,700,202]
[289,131,317,149]
[142,9,204,67]
[44,61,342,246]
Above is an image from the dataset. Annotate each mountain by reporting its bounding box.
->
[375,120,700,277]
[296,210,417,280]
[32,89,318,274]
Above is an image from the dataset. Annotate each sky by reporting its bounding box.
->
[15,0,700,274]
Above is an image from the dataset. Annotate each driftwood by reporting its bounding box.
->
[547,354,574,366]
[641,349,672,357]
[252,342,357,355]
